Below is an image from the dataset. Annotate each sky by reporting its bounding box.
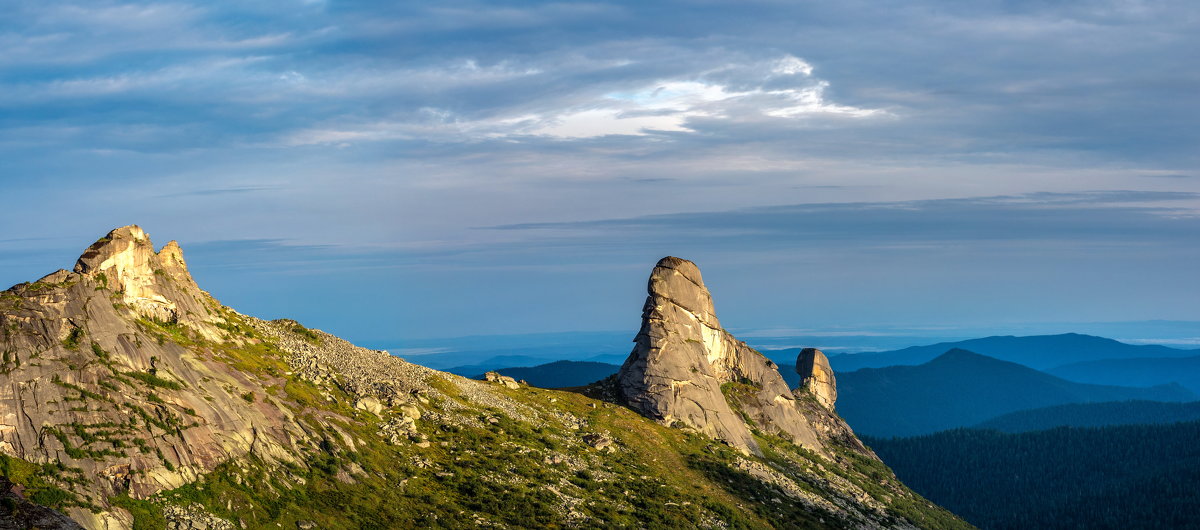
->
[1,0,1197,346]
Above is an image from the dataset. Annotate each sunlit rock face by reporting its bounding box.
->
[616,257,826,455]
[796,347,837,410]
[72,226,222,341]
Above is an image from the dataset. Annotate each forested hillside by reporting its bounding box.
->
[974,400,1200,432]
[866,422,1200,529]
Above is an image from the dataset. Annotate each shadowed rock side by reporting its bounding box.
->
[796,347,837,410]
[618,257,851,457]
[0,476,83,529]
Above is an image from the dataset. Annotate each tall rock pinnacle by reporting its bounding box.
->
[616,257,825,455]
[796,348,837,409]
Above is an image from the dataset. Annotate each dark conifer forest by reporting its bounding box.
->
[866,421,1200,529]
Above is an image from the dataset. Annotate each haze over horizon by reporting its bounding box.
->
[2,0,1197,342]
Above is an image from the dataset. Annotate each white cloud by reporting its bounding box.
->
[773,56,814,76]
[510,55,885,138]
[283,54,887,144]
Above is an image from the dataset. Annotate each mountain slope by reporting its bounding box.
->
[0,228,967,529]
[973,400,1200,432]
[829,334,1199,372]
[1048,355,1200,394]
[837,349,1194,437]
[865,422,1200,529]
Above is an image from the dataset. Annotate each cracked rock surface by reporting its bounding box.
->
[616,257,858,457]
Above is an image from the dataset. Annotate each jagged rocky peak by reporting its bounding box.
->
[74,225,193,288]
[617,257,827,455]
[69,226,214,334]
[796,347,837,409]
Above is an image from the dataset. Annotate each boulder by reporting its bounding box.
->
[355,396,384,415]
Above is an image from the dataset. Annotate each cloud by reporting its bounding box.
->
[485,191,1200,253]
[156,185,275,198]
[278,53,884,144]
[2,0,1199,339]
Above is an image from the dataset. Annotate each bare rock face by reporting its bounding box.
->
[0,226,312,526]
[796,348,837,409]
[616,257,825,455]
[71,226,224,341]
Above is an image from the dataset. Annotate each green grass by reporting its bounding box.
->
[51,375,109,403]
[123,370,184,391]
[0,454,90,511]
[111,495,166,530]
[61,327,84,351]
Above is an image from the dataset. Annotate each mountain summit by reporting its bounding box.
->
[70,226,215,336]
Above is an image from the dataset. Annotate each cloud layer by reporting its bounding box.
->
[1,0,1197,341]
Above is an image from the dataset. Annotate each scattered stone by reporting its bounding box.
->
[484,371,521,389]
[378,416,419,445]
[582,433,613,450]
[163,504,236,530]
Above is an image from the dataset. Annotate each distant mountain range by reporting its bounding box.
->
[443,355,560,377]
[828,333,1200,372]
[446,355,624,379]
[475,360,621,388]
[973,400,1200,433]
[837,349,1195,437]
[865,421,1200,529]
[1049,355,1200,394]
[390,331,632,370]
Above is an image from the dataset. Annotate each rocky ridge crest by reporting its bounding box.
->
[0,229,967,529]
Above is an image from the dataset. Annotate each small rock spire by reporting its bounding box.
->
[795,348,837,409]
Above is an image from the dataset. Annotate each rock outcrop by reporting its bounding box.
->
[796,347,837,409]
[0,226,314,527]
[617,257,827,455]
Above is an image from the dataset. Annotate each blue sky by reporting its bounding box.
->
[1,0,1197,344]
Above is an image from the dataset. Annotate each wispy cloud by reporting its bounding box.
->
[486,191,1200,252]
[1,0,1198,339]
